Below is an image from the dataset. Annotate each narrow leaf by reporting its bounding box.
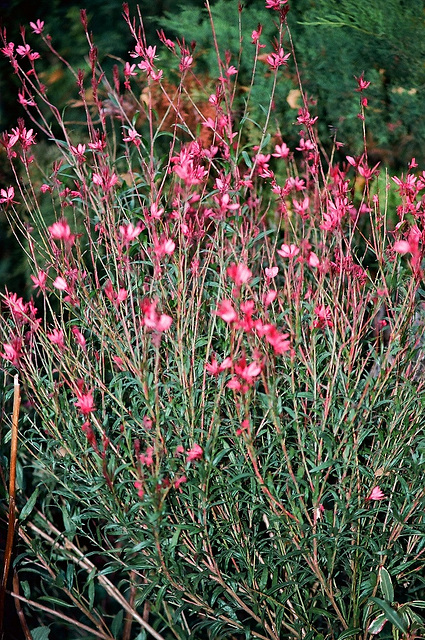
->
[338,628,363,639]
[380,567,394,602]
[369,598,408,633]
[19,487,39,521]
[368,613,388,634]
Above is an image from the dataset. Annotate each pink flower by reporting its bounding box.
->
[92,168,118,191]
[266,48,291,70]
[265,0,288,8]
[354,72,371,92]
[1,340,22,366]
[29,19,45,34]
[225,65,238,77]
[205,356,232,376]
[72,326,86,348]
[179,55,193,72]
[227,262,252,286]
[174,475,187,490]
[140,447,154,466]
[48,219,74,243]
[156,314,173,332]
[367,486,386,501]
[53,276,68,291]
[186,444,203,462]
[119,222,142,244]
[75,391,96,416]
[216,299,238,324]
[264,326,291,355]
[308,252,320,268]
[134,480,144,499]
[0,186,18,206]
[31,270,48,290]
[47,329,65,349]
[141,299,173,332]
[16,44,31,57]
[150,203,164,219]
[123,128,141,146]
[4,293,27,317]
[313,305,333,329]
[272,143,290,158]
[265,266,278,279]
[263,290,277,307]
[277,243,299,259]
[157,29,175,50]
[234,357,262,383]
[393,240,412,255]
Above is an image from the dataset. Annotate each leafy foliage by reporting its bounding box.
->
[1,2,425,639]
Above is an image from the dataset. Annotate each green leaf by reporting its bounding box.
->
[408,600,425,609]
[368,613,387,634]
[111,610,124,637]
[19,487,39,521]
[338,628,363,639]
[369,598,408,633]
[31,627,50,640]
[380,567,394,602]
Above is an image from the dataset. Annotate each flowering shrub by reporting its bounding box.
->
[1,2,425,639]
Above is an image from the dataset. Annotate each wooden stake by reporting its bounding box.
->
[0,374,20,636]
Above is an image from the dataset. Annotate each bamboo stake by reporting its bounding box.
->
[0,374,20,636]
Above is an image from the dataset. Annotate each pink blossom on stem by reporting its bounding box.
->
[354,72,371,92]
[0,186,18,206]
[4,293,27,318]
[272,142,290,158]
[264,326,291,355]
[308,252,320,268]
[154,237,175,258]
[70,143,86,162]
[47,328,65,350]
[48,219,74,244]
[313,305,333,329]
[119,222,142,245]
[205,356,232,376]
[216,299,238,324]
[92,167,118,192]
[367,486,385,501]
[266,48,291,70]
[186,444,203,462]
[157,29,175,50]
[174,475,187,491]
[251,25,265,47]
[1,339,22,367]
[29,20,45,34]
[179,55,193,73]
[234,357,262,383]
[31,270,48,290]
[393,240,412,255]
[140,447,154,466]
[134,480,144,499]
[53,276,68,291]
[72,326,86,349]
[141,299,173,332]
[75,391,96,416]
[265,0,288,8]
[265,266,278,279]
[263,290,277,307]
[227,262,252,286]
[277,243,300,259]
